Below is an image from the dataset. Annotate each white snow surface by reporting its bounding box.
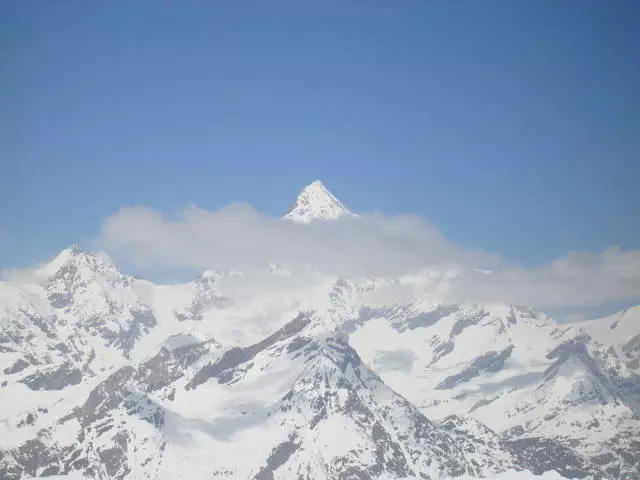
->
[284,180,352,222]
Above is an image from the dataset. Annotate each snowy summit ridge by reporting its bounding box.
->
[284,180,351,222]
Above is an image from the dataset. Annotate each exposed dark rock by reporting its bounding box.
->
[286,336,312,354]
[96,308,157,358]
[546,335,592,361]
[77,366,135,426]
[431,340,455,364]
[3,358,30,375]
[436,346,514,390]
[450,310,488,337]
[253,435,301,480]
[623,334,640,361]
[505,437,605,479]
[3,438,59,478]
[98,432,131,480]
[136,340,210,392]
[20,362,83,391]
[186,312,312,390]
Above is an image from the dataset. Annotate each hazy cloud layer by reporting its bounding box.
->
[100,204,498,276]
[99,203,640,309]
[445,248,640,307]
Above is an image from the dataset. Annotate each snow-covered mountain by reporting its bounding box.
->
[1,182,638,479]
[284,180,352,222]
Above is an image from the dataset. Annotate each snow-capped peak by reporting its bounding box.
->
[34,245,87,278]
[35,245,116,280]
[284,180,352,222]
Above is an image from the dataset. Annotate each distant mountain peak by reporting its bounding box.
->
[34,245,83,278]
[283,180,352,222]
[56,244,84,261]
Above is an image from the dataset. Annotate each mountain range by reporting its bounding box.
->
[1,181,638,480]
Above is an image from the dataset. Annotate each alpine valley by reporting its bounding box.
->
[1,182,638,480]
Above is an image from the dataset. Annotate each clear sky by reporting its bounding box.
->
[2,0,639,271]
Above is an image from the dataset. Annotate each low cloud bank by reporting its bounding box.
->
[100,204,498,276]
[446,247,640,307]
[93,203,639,309]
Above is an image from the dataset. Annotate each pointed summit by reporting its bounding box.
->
[35,244,116,280]
[34,245,85,278]
[284,180,352,223]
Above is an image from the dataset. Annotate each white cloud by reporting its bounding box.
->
[0,266,47,285]
[99,203,498,277]
[98,203,640,309]
[564,313,587,323]
[445,247,640,307]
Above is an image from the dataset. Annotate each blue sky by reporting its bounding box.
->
[2,0,639,275]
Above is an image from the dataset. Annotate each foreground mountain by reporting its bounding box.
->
[1,182,638,479]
